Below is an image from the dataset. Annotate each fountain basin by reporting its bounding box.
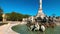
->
[12,24,60,34]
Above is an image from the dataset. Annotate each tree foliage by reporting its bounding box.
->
[6,12,30,21]
[56,16,60,19]
[0,8,3,21]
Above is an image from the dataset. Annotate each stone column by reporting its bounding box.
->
[36,0,45,19]
[2,14,6,23]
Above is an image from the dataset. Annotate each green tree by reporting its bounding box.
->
[23,14,30,18]
[6,12,30,21]
[56,16,60,19]
[52,13,56,18]
[0,8,3,21]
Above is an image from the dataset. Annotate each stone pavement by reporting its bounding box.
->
[0,23,19,34]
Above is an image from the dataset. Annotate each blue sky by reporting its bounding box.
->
[0,0,60,16]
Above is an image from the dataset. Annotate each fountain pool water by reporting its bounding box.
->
[12,25,60,34]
